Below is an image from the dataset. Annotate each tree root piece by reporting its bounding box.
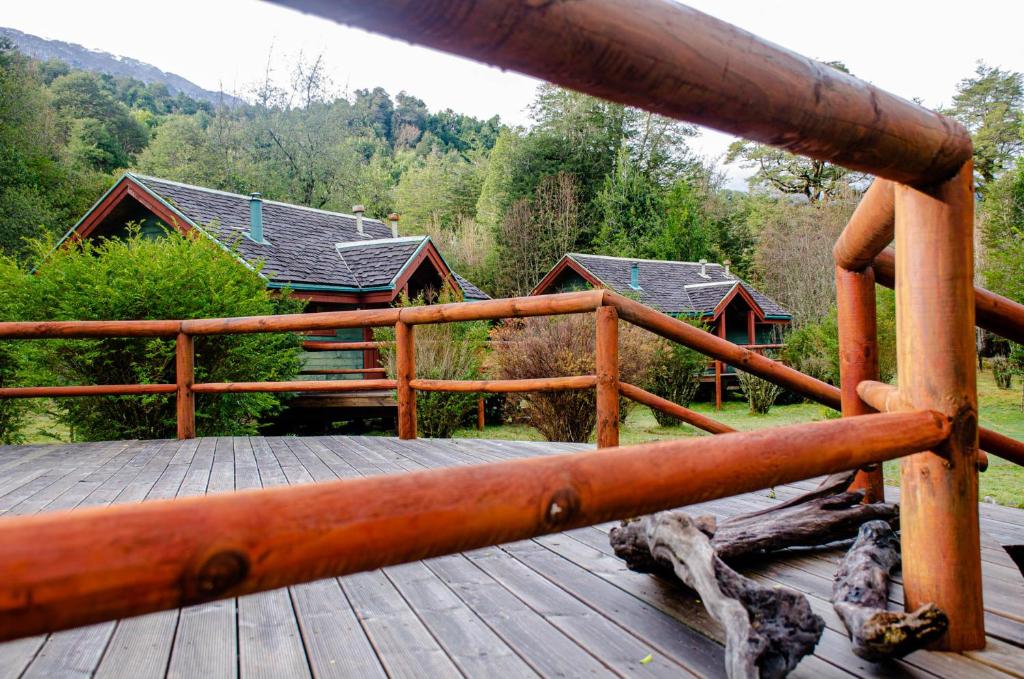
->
[832,520,948,660]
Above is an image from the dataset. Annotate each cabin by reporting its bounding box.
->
[532,253,791,405]
[60,173,489,418]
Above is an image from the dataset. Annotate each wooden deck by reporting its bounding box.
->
[0,436,1020,678]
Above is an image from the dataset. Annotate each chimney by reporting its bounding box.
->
[248,192,265,243]
[353,204,365,236]
[630,262,640,289]
[388,212,400,238]
[723,259,732,277]
[699,258,708,277]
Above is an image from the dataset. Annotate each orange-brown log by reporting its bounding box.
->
[299,368,387,375]
[302,341,387,351]
[0,319,180,339]
[190,380,396,394]
[857,380,992,472]
[595,306,620,448]
[833,180,896,271]
[0,384,176,398]
[979,427,1024,468]
[395,321,416,439]
[399,290,604,325]
[176,333,195,441]
[477,396,485,431]
[0,410,950,641]
[273,1,970,187]
[894,162,984,649]
[619,382,734,435]
[836,265,884,502]
[182,308,401,335]
[607,291,841,409]
[874,248,1024,345]
[409,376,596,393]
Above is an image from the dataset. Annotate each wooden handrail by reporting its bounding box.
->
[299,368,387,375]
[619,382,734,435]
[833,179,896,272]
[874,248,1024,345]
[0,410,949,641]
[0,384,176,398]
[275,1,971,187]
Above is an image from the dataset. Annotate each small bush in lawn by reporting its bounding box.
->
[488,314,658,442]
[646,325,707,426]
[376,290,489,438]
[737,370,784,414]
[3,228,303,441]
[992,355,1013,389]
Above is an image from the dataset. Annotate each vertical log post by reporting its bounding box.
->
[836,265,884,503]
[894,162,984,650]
[395,321,417,440]
[595,306,619,448]
[175,332,195,440]
[477,396,485,431]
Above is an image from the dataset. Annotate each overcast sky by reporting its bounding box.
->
[4,1,1023,186]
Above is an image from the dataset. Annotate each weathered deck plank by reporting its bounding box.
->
[0,435,1019,678]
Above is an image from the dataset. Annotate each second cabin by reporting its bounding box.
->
[531,253,792,406]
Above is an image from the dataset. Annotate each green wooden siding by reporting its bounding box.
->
[301,327,367,380]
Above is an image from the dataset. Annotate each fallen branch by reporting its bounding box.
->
[645,512,825,679]
[832,520,947,660]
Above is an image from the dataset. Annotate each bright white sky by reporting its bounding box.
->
[4,1,1023,187]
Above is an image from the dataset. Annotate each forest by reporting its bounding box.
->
[1,36,1022,393]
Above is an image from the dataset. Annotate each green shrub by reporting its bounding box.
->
[992,355,1013,389]
[2,228,303,441]
[376,291,489,438]
[646,320,707,426]
[737,370,784,414]
[782,290,897,394]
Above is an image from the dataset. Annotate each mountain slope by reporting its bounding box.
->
[0,26,243,107]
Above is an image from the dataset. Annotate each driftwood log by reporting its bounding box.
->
[832,520,948,660]
[611,472,900,572]
[643,512,825,679]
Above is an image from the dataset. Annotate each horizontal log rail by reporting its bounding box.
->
[191,379,396,394]
[0,384,177,398]
[410,376,597,393]
[874,249,1024,345]
[0,410,950,641]
[274,0,970,188]
[833,179,896,271]
[618,382,734,435]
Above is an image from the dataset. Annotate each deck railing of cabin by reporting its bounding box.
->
[0,0,1023,652]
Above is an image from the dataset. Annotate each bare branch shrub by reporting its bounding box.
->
[488,314,660,442]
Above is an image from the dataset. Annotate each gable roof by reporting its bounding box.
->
[545,253,790,319]
[66,173,487,300]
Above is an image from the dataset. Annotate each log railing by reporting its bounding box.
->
[0,0,1022,651]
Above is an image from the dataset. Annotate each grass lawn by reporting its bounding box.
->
[454,367,1024,508]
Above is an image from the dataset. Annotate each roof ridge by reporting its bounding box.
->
[335,235,425,248]
[568,252,726,267]
[129,173,387,224]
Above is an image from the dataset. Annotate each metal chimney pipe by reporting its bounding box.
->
[353,205,365,236]
[699,258,707,277]
[248,193,265,243]
[388,213,400,238]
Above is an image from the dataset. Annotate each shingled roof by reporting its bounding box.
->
[561,253,789,319]
[79,174,487,299]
